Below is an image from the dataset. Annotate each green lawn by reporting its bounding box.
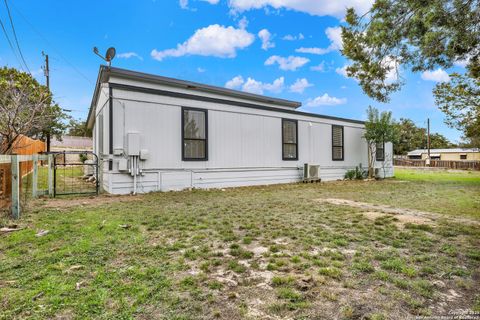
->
[1,168,479,319]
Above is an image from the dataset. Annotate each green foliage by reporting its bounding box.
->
[364,106,397,178]
[342,1,480,103]
[0,67,67,153]
[79,153,88,163]
[344,165,367,180]
[433,73,480,147]
[67,118,92,137]
[393,118,454,155]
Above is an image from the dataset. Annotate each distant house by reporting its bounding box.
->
[407,148,480,161]
[87,66,394,194]
[51,136,93,151]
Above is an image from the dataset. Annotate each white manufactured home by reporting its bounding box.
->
[87,66,393,194]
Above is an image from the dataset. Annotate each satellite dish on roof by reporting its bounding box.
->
[105,47,116,62]
[92,46,116,67]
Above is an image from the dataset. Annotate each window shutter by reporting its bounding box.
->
[332,126,343,160]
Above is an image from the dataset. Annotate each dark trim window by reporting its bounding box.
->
[460,154,467,160]
[182,107,208,161]
[376,142,385,161]
[282,119,298,160]
[332,125,344,161]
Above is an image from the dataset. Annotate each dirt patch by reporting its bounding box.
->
[36,194,143,209]
[246,244,269,257]
[362,211,433,227]
[315,198,479,226]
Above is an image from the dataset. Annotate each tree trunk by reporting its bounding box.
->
[367,142,376,179]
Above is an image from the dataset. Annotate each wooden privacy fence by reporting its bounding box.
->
[11,135,46,177]
[394,159,480,170]
[1,136,47,217]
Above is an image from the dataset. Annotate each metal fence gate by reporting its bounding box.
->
[53,151,99,196]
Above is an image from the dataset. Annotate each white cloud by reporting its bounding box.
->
[238,16,249,29]
[454,59,468,68]
[289,78,313,93]
[421,68,450,83]
[117,52,143,60]
[197,67,206,72]
[258,29,275,50]
[311,61,326,72]
[228,0,373,19]
[295,26,342,55]
[282,33,304,41]
[225,75,245,89]
[296,47,331,55]
[224,75,285,94]
[306,93,347,106]
[179,0,189,9]
[325,26,342,50]
[181,0,219,9]
[335,65,349,78]
[151,24,255,61]
[265,55,310,71]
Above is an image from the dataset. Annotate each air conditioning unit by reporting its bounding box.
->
[303,163,321,182]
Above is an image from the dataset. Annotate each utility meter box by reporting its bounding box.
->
[118,159,128,171]
[139,149,149,161]
[127,132,140,156]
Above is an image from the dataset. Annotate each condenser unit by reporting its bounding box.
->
[303,164,321,182]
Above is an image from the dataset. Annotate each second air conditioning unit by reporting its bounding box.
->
[303,163,321,182]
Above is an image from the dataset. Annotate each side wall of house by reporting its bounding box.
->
[98,80,393,194]
[93,85,111,193]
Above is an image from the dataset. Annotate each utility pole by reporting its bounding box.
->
[42,52,50,152]
[427,118,431,166]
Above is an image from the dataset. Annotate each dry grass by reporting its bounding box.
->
[0,168,479,319]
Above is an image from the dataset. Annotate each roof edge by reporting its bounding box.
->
[106,66,301,108]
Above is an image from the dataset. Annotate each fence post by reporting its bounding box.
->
[48,154,54,197]
[32,154,38,198]
[11,155,20,219]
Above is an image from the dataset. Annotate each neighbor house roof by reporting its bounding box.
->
[407,148,480,156]
[87,65,365,128]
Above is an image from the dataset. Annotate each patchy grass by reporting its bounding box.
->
[0,170,479,319]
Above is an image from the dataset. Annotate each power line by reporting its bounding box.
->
[0,16,24,71]
[3,0,30,73]
[9,1,93,85]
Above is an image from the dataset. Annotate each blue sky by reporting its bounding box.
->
[0,0,467,142]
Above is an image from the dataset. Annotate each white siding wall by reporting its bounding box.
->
[94,80,394,194]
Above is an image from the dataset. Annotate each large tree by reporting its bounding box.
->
[342,0,479,102]
[0,67,67,154]
[393,118,454,154]
[433,73,480,146]
[342,0,479,145]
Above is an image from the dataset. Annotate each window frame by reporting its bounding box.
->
[181,107,208,161]
[282,118,298,161]
[376,141,385,161]
[331,125,344,161]
[460,154,467,160]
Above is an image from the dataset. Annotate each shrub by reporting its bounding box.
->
[79,153,88,163]
[344,165,367,180]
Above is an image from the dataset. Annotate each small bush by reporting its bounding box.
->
[344,165,367,180]
[79,153,88,163]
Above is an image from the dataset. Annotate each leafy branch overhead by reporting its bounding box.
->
[0,67,68,154]
[342,0,480,103]
[433,73,480,146]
